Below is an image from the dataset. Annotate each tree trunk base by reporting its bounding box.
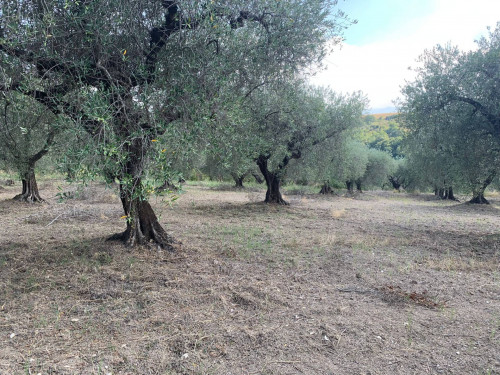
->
[13,193,45,203]
[107,225,179,251]
[469,195,489,204]
[265,196,289,205]
[13,177,44,203]
[319,184,333,195]
[112,187,180,250]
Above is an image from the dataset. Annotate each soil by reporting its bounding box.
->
[0,181,499,375]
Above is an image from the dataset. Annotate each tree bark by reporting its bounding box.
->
[438,188,445,199]
[109,138,177,249]
[355,179,363,193]
[252,172,264,184]
[388,176,401,191]
[109,181,176,250]
[469,173,495,204]
[469,192,489,204]
[231,172,247,188]
[443,186,459,201]
[319,182,333,194]
[346,180,354,194]
[13,167,44,203]
[256,156,288,205]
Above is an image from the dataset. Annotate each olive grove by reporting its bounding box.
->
[0,0,352,247]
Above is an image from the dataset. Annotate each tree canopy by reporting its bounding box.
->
[0,0,353,246]
[399,23,500,202]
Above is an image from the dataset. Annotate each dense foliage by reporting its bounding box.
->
[399,23,500,202]
[0,0,353,246]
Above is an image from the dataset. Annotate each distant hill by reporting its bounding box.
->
[357,113,405,158]
[365,112,399,120]
[364,106,397,115]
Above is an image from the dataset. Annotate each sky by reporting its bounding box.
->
[310,0,500,113]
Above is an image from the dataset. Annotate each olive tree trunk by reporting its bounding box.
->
[319,182,333,194]
[109,139,176,250]
[13,167,44,203]
[256,156,288,205]
[231,172,247,188]
[355,179,363,193]
[346,180,354,194]
[470,173,495,204]
[112,181,176,249]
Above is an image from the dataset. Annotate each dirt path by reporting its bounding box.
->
[0,182,499,374]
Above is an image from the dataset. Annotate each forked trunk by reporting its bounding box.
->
[109,135,177,249]
[110,181,176,250]
[319,182,333,195]
[443,186,459,201]
[13,168,44,203]
[469,173,495,205]
[257,157,288,205]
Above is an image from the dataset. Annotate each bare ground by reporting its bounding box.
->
[0,181,499,375]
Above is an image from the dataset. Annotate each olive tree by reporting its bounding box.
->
[244,83,365,204]
[357,148,395,192]
[0,92,61,202]
[1,0,350,247]
[399,24,500,203]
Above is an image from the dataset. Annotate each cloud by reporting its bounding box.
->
[311,0,500,111]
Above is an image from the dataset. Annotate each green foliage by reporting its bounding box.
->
[0,92,66,180]
[399,23,500,196]
[357,115,405,158]
[362,148,395,189]
[1,0,353,207]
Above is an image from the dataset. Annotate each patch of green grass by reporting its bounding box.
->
[282,183,319,195]
[217,225,273,258]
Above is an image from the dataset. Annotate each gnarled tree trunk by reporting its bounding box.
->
[256,156,288,205]
[470,192,489,204]
[388,176,401,191]
[13,167,44,203]
[355,179,363,193]
[231,172,247,188]
[470,173,495,204]
[346,180,354,194]
[110,180,176,250]
[319,182,333,194]
[469,173,495,204]
[443,186,458,201]
[109,138,176,250]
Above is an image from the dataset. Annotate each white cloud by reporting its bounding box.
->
[311,0,500,111]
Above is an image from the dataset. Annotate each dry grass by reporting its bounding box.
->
[0,180,499,374]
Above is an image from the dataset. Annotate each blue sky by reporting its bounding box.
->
[340,0,436,45]
[311,0,500,112]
